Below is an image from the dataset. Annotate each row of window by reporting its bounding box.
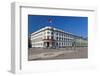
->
[56,32,72,37]
[56,37,72,41]
[32,42,72,47]
[31,32,43,38]
[43,31,54,36]
[31,37,42,43]
[56,42,72,46]
[43,36,73,40]
[32,43,43,46]
[43,36,54,40]
[32,42,87,47]
[46,31,53,34]
[32,36,73,42]
[45,32,73,38]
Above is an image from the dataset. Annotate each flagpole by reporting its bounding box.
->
[48,18,52,26]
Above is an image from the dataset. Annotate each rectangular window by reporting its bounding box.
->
[51,36,53,39]
[56,33,58,35]
[47,36,49,39]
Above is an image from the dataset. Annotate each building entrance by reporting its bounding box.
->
[44,42,55,48]
[47,42,49,47]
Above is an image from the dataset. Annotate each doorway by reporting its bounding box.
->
[47,42,49,47]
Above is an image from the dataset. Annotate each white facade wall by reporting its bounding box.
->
[30,26,87,48]
[54,31,74,47]
[31,31,44,48]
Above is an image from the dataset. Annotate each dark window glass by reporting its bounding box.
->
[47,31,50,34]
[51,36,53,39]
[51,32,53,35]
[56,37,58,40]
[47,36,49,39]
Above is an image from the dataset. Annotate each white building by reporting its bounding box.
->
[30,26,87,48]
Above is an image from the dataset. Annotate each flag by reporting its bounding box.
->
[48,18,52,23]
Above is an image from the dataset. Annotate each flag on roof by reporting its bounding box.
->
[48,18,52,23]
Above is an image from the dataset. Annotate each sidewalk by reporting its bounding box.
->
[28,47,88,61]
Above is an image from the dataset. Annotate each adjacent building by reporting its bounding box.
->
[30,26,87,48]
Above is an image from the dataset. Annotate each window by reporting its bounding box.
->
[51,36,53,39]
[62,43,63,46]
[47,31,50,34]
[56,33,58,35]
[47,36,49,39]
[51,32,53,35]
[56,37,58,40]
[59,43,60,46]
[62,34,63,36]
[44,36,46,39]
[44,32,46,35]
[59,38,61,41]
[56,42,58,46]
[62,38,63,41]
[59,33,61,36]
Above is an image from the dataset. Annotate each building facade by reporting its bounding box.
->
[30,26,87,48]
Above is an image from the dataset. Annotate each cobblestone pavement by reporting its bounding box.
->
[28,47,88,61]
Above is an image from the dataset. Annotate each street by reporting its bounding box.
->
[28,47,88,61]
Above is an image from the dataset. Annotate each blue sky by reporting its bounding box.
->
[28,15,88,38]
